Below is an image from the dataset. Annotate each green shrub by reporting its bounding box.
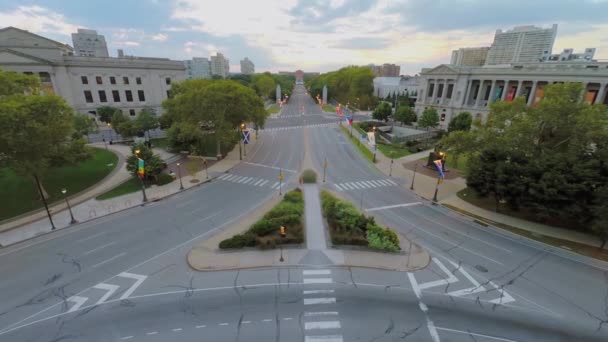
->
[156,172,174,186]
[219,233,256,249]
[250,219,275,236]
[268,214,301,227]
[331,234,368,246]
[301,169,317,183]
[334,201,360,231]
[283,189,303,203]
[366,224,400,252]
[320,191,337,218]
[266,201,303,218]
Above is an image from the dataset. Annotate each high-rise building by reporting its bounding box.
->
[71,28,109,57]
[485,24,558,65]
[184,57,211,79]
[240,57,254,74]
[368,63,400,77]
[210,52,229,78]
[542,48,596,63]
[450,47,490,66]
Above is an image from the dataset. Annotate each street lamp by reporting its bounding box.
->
[241,123,247,157]
[107,122,113,141]
[177,162,184,190]
[134,149,148,203]
[410,163,417,190]
[389,158,394,176]
[61,188,77,225]
[372,126,377,163]
[238,124,243,161]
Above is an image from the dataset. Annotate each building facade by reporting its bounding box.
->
[184,57,211,79]
[543,48,596,62]
[373,76,419,99]
[369,63,400,77]
[210,52,229,78]
[450,47,490,66]
[240,57,254,74]
[71,28,109,57]
[415,62,608,130]
[485,24,558,65]
[0,27,186,118]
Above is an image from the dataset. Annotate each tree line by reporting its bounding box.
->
[306,66,376,110]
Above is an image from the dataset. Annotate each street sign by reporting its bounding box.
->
[242,129,250,145]
[280,226,286,237]
[137,158,145,179]
[278,171,284,181]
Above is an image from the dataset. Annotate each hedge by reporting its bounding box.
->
[301,169,317,183]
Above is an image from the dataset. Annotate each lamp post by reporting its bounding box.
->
[372,126,377,163]
[389,158,394,176]
[323,158,328,183]
[203,158,209,180]
[135,149,148,203]
[432,177,441,204]
[410,163,417,190]
[238,125,242,161]
[241,123,247,157]
[107,123,112,141]
[61,188,77,224]
[177,162,184,190]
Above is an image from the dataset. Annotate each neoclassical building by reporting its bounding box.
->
[0,27,186,119]
[415,62,608,130]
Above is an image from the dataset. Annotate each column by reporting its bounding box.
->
[430,80,437,104]
[595,82,606,104]
[501,80,511,101]
[579,82,589,103]
[475,80,484,107]
[463,80,473,106]
[440,79,448,105]
[515,80,524,98]
[487,80,497,104]
[527,81,538,106]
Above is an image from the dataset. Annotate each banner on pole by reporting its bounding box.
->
[433,159,445,179]
[242,129,250,144]
[137,158,145,179]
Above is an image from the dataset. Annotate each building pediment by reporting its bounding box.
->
[423,64,460,75]
[0,48,53,65]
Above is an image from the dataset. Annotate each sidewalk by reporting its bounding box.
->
[344,128,606,250]
[0,134,256,247]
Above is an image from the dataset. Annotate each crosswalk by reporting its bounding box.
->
[333,179,397,191]
[216,173,282,189]
[261,123,335,131]
[302,269,343,342]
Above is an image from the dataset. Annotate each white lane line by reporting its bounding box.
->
[196,325,206,328]
[334,184,344,191]
[224,175,237,181]
[305,321,341,330]
[304,298,336,305]
[386,179,398,185]
[271,182,279,188]
[418,259,459,290]
[242,177,254,184]
[237,177,249,183]
[121,336,134,340]
[75,231,107,243]
[303,278,332,284]
[242,321,251,324]
[283,317,293,320]
[304,312,339,317]
[435,327,517,342]
[118,272,148,299]
[66,296,87,313]
[91,252,126,268]
[303,270,331,275]
[253,179,264,186]
[407,273,440,342]
[259,180,269,186]
[217,174,230,180]
[371,180,386,186]
[305,335,343,342]
[146,331,158,335]
[377,179,391,186]
[92,283,120,305]
[303,290,334,295]
[172,328,183,332]
[362,181,376,188]
[365,202,423,212]
[262,319,273,322]
[82,241,117,256]
[219,323,229,326]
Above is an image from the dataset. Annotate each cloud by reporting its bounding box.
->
[0,5,80,40]
[183,41,221,55]
[151,33,168,41]
[329,37,391,50]
[114,41,141,47]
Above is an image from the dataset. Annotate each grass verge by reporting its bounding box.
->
[377,144,411,159]
[340,125,375,163]
[150,137,170,150]
[0,148,117,221]
[96,178,143,200]
[266,104,281,114]
[322,104,336,112]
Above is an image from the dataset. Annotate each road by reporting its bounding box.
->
[0,85,606,341]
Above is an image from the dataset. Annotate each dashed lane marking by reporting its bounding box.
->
[305,321,341,330]
[303,278,332,284]
[303,270,331,275]
[303,290,334,295]
[304,298,336,305]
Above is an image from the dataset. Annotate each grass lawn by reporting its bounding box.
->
[340,125,375,163]
[322,104,336,112]
[96,177,142,200]
[150,137,169,150]
[377,144,411,159]
[445,154,468,171]
[266,104,280,114]
[0,147,117,221]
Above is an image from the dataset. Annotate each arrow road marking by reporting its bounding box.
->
[66,296,87,313]
[118,272,147,299]
[418,259,459,290]
[93,283,120,305]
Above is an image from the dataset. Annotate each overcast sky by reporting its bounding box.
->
[1,0,607,75]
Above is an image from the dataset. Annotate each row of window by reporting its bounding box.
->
[88,108,139,117]
[83,89,145,104]
[81,75,172,86]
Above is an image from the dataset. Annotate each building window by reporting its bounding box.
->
[125,90,133,102]
[98,90,107,103]
[112,90,120,102]
[138,90,145,101]
[129,109,136,116]
[39,72,51,83]
[165,77,171,85]
[81,76,88,85]
[136,77,142,85]
[110,76,116,85]
[441,113,446,121]
[123,76,129,85]
[446,84,454,99]
[166,90,171,98]
[83,90,93,103]
[96,76,103,85]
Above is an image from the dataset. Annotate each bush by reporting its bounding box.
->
[321,191,337,218]
[266,201,303,218]
[219,233,256,249]
[156,172,174,186]
[301,169,317,183]
[250,219,275,236]
[283,188,303,203]
[366,224,400,252]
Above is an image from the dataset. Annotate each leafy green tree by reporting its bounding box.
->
[393,106,416,125]
[448,111,473,132]
[252,73,275,99]
[97,106,120,123]
[372,102,392,122]
[418,107,439,129]
[438,130,476,170]
[135,109,159,138]
[125,143,164,182]
[0,68,40,96]
[307,66,375,109]
[73,113,97,138]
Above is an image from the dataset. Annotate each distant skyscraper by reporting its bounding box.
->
[240,57,255,74]
[184,57,211,79]
[450,47,490,66]
[210,53,229,78]
[485,24,558,65]
[368,63,400,77]
[71,28,109,57]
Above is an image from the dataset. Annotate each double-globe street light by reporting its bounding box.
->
[61,188,77,225]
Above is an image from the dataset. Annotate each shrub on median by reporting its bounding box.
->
[301,169,317,183]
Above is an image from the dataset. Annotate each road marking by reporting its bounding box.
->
[407,273,440,342]
[253,179,264,186]
[217,174,230,180]
[242,321,251,324]
[146,331,158,335]
[74,231,107,243]
[362,181,376,188]
[303,270,331,275]
[303,290,334,295]
[91,252,126,268]
[339,183,351,190]
[237,177,249,183]
[243,162,296,173]
[372,180,387,186]
[262,319,272,322]
[92,283,120,305]
[305,335,343,342]
[386,179,397,185]
[334,184,343,191]
[304,312,338,317]
[283,317,293,320]
[121,336,134,340]
[219,323,229,326]
[418,259,459,290]
[303,278,332,284]
[118,272,148,299]
[195,325,206,328]
[365,202,423,212]
[305,321,341,330]
[271,182,279,188]
[259,180,269,186]
[435,327,517,342]
[224,175,237,181]
[378,179,392,186]
[83,241,117,256]
[304,298,336,305]
[350,182,362,189]
[242,177,254,184]
[66,296,87,313]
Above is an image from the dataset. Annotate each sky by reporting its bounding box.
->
[1,0,607,75]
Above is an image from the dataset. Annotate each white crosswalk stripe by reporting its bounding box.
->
[242,177,254,184]
[362,181,375,188]
[334,184,344,191]
[224,175,236,181]
[271,182,279,189]
[259,180,269,186]
[369,180,383,187]
[334,179,398,191]
[218,174,230,180]
[253,179,264,186]
[386,179,397,185]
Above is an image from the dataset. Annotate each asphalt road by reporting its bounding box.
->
[0,85,606,341]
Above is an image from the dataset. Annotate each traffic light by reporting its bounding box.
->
[280,226,286,237]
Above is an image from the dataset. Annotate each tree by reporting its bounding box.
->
[0,68,40,96]
[73,113,97,139]
[252,73,275,99]
[135,109,159,139]
[97,106,120,123]
[418,107,439,129]
[393,106,416,126]
[591,186,608,249]
[307,66,375,109]
[125,143,164,182]
[372,102,392,122]
[116,120,139,138]
[448,111,473,132]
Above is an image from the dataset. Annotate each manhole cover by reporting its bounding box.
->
[475,265,488,273]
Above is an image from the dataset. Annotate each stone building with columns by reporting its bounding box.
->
[415,62,608,130]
